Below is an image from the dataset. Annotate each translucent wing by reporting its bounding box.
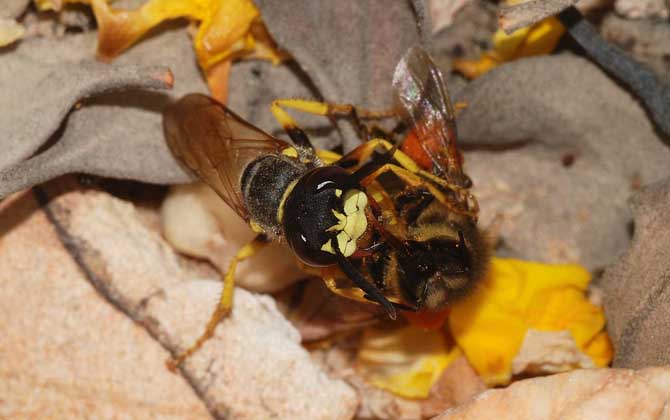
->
[163,93,289,220]
[392,46,466,186]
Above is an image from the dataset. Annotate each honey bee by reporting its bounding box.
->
[162,46,489,368]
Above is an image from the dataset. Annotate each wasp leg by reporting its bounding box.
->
[338,138,478,217]
[271,99,395,154]
[271,99,319,160]
[166,234,269,371]
[315,149,342,165]
[340,138,472,200]
[336,138,416,172]
[362,162,479,218]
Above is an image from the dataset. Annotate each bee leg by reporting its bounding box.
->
[166,234,269,372]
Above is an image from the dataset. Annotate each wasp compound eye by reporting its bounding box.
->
[282,166,358,266]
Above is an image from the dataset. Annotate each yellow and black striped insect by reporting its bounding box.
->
[162,46,489,368]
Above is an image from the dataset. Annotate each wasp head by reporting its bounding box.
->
[282,166,369,267]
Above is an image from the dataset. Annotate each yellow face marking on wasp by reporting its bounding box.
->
[320,189,368,257]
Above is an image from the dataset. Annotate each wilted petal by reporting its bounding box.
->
[357,325,460,399]
[453,9,565,79]
[449,258,612,386]
[0,18,25,46]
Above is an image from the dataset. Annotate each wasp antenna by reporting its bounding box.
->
[334,248,397,320]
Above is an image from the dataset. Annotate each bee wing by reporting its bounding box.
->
[163,93,289,220]
[392,46,466,186]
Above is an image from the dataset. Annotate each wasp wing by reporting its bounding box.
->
[392,46,466,186]
[163,93,288,220]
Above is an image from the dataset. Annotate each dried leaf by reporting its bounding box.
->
[457,54,670,269]
[37,0,284,101]
[557,6,670,138]
[2,1,424,196]
[0,28,205,199]
[499,0,578,34]
[603,178,670,369]
[429,0,473,34]
[257,0,426,151]
[276,278,381,342]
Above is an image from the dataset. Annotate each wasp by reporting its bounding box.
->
[163,46,489,369]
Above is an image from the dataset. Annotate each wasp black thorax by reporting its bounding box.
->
[240,154,306,234]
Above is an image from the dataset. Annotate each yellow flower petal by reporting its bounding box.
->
[454,15,565,79]
[450,258,612,386]
[35,0,284,102]
[452,53,500,81]
[356,325,460,399]
[528,287,605,346]
[582,331,614,368]
[0,18,25,47]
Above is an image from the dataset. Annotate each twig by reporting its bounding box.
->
[499,0,578,34]
[557,6,670,138]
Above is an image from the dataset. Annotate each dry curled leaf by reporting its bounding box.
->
[457,54,670,269]
[276,278,382,342]
[36,0,284,102]
[603,178,670,369]
[1,1,425,198]
[257,0,426,151]
[0,29,203,199]
[499,0,578,34]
